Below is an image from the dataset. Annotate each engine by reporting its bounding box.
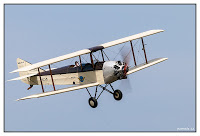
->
[103,61,129,84]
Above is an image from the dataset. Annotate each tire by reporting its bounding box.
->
[88,97,98,108]
[113,89,123,100]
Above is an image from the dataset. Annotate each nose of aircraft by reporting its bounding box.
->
[123,63,129,76]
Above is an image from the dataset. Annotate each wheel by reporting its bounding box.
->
[113,89,123,100]
[88,97,98,108]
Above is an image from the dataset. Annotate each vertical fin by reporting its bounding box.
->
[16,58,44,84]
[16,58,44,76]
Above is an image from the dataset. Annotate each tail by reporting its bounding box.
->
[16,58,44,84]
[17,58,44,76]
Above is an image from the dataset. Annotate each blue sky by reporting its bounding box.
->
[5,5,195,131]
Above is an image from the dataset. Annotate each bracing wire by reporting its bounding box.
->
[97,51,100,61]
[82,55,88,63]
[102,50,110,61]
[92,54,99,62]
[134,39,145,62]
[113,42,127,60]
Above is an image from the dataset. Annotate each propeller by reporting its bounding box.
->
[119,46,132,92]
[121,46,131,77]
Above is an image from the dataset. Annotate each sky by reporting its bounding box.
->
[4,5,195,131]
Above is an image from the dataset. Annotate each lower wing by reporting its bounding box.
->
[127,58,168,75]
[17,82,99,101]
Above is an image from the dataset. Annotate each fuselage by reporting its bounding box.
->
[22,61,128,85]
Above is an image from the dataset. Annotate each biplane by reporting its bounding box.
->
[9,30,167,108]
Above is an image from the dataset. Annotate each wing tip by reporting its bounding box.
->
[150,29,164,33]
[16,98,26,101]
[162,57,168,61]
[7,79,13,82]
[10,70,16,73]
[155,29,164,33]
[16,97,30,101]
[7,77,18,82]
[16,97,26,101]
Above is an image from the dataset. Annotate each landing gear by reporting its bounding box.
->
[88,97,98,108]
[86,84,123,108]
[113,89,123,100]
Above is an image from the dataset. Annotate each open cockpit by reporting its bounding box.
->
[39,61,104,76]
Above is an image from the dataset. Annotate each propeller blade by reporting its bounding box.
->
[119,46,132,91]
[120,77,132,92]
[120,46,131,65]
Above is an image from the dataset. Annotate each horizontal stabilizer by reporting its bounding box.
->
[127,58,168,75]
[8,73,37,81]
[16,82,99,101]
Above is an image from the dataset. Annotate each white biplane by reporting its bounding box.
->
[9,30,167,108]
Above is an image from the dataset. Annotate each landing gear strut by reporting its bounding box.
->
[86,84,123,108]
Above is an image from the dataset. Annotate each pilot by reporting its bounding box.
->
[74,61,80,67]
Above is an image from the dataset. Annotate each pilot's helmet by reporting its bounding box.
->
[75,61,79,66]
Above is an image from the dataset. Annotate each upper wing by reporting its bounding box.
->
[99,29,164,49]
[11,49,91,73]
[127,58,168,75]
[17,82,99,101]
[11,29,164,73]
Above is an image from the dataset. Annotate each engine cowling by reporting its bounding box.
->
[103,61,129,84]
